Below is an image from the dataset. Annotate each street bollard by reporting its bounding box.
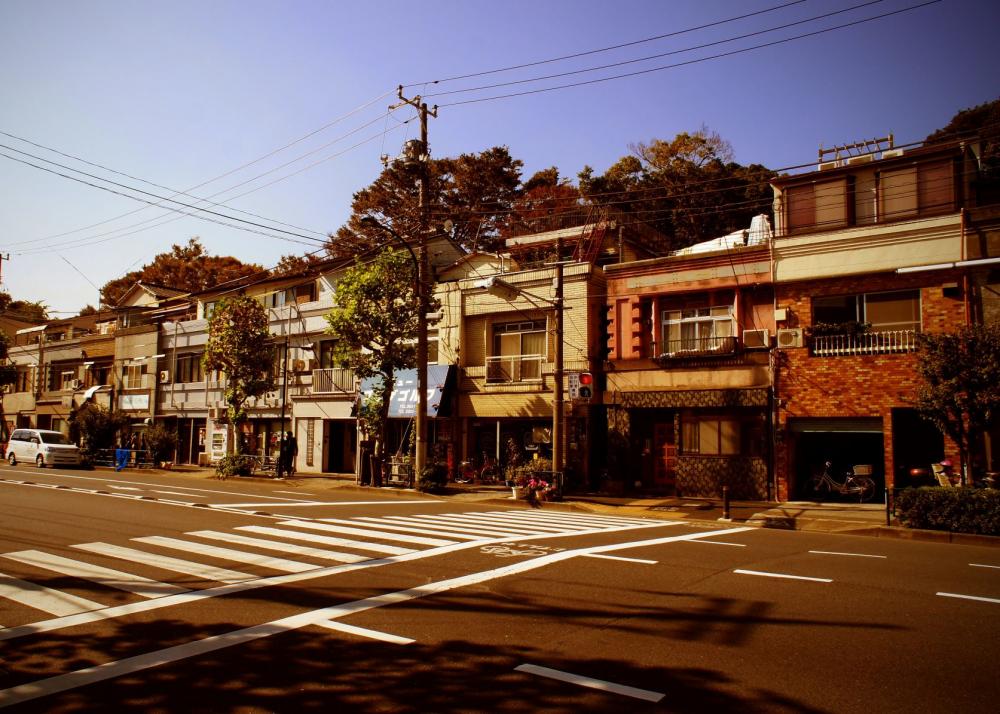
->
[722,486,731,520]
[885,487,891,527]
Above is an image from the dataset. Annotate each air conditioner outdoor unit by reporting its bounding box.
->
[818,160,842,171]
[846,155,873,166]
[880,148,904,159]
[776,327,805,349]
[742,329,770,350]
[159,370,171,384]
[68,378,81,389]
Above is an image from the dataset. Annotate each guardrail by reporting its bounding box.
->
[812,330,918,357]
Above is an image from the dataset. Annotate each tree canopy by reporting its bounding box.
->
[324,248,422,481]
[579,128,775,252]
[100,238,265,306]
[0,291,48,322]
[202,295,275,456]
[915,323,1000,484]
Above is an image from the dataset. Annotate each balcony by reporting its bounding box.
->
[486,354,543,384]
[655,336,739,360]
[811,330,918,357]
[311,368,357,394]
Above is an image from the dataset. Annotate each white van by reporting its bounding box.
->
[6,429,81,468]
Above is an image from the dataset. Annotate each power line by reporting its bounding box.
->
[435,1,941,108]
[405,0,809,86]
[425,0,887,99]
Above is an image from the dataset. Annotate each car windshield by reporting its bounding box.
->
[39,433,71,445]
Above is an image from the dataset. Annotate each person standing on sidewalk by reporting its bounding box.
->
[280,430,298,477]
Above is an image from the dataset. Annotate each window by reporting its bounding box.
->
[317,341,340,369]
[122,364,144,389]
[681,412,764,456]
[175,353,204,383]
[91,365,111,386]
[60,371,76,390]
[880,160,954,221]
[15,369,32,393]
[812,290,920,332]
[662,305,734,353]
[489,319,546,382]
[786,179,848,233]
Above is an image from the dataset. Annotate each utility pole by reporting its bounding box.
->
[391,86,437,482]
[553,238,564,480]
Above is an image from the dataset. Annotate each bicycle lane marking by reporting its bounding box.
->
[0,525,750,707]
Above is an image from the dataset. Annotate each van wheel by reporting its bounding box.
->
[7,452,15,466]
[36,455,45,468]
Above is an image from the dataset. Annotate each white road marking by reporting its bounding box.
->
[0,572,104,616]
[275,490,313,496]
[515,663,664,702]
[72,543,254,584]
[582,553,657,565]
[208,502,328,509]
[0,524,745,706]
[107,486,142,491]
[0,516,675,643]
[937,591,1000,604]
[315,620,414,644]
[133,536,319,574]
[355,515,524,538]
[441,513,574,533]
[188,531,369,564]
[970,563,1000,570]
[2,551,185,598]
[151,491,198,497]
[236,526,413,556]
[386,514,541,537]
[278,519,457,547]
[734,569,833,583]
[325,517,482,541]
[689,540,746,547]
[213,500,429,507]
[809,550,886,559]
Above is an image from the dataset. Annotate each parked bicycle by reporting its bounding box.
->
[811,461,877,502]
[457,453,501,484]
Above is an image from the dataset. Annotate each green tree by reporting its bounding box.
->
[580,127,774,252]
[100,238,265,306]
[0,329,15,442]
[324,249,421,482]
[202,296,275,457]
[915,324,1000,484]
[68,403,130,458]
[328,146,523,256]
[925,97,1000,202]
[0,291,48,322]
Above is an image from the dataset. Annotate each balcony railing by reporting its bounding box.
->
[486,354,543,383]
[656,336,738,359]
[311,368,357,394]
[811,330,918,356]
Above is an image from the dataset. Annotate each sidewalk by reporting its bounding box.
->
[100,466,997,546]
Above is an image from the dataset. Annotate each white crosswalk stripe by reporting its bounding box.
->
[236,526,414,556]
[72,543,255,584]
[132,536,320,574]
[187,530,370,564]
[0,571,105,616]
[0,509,665,628]
[2,550,185,598]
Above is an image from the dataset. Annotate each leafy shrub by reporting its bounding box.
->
[145,423,178,464]
[417,463,448,493]
[215,455,254,479]
[895,487,1000,535]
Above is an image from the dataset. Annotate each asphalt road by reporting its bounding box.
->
[0,464,997,713]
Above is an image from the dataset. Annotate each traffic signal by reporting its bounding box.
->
[577,371,594,400]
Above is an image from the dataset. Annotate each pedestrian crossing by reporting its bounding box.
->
[0,509,664,628]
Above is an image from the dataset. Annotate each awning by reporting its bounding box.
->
[83,385,112,401]
[359,365,455,418]
[787,418,884,434]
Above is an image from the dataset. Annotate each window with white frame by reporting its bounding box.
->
[60,371,76,390]
[122,363,144,389]
[661,304,735,354]
[489,319,546,382]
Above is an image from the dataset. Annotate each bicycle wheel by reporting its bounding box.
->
[856,477,876,503]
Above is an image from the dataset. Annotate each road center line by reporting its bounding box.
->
[734,569,833,583]
[937,591,1000,604]
[0,524,746,706]
[809,550,886,559]
[314,620,414,644]
[581,553,657,565]
[514,663,664,702]
[970,563,1000,570]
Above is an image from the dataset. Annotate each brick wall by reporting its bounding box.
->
[773,271,967,499]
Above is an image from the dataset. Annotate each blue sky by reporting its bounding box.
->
[0,0,997,315]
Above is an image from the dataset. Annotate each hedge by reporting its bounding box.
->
[895,487,1000,536]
